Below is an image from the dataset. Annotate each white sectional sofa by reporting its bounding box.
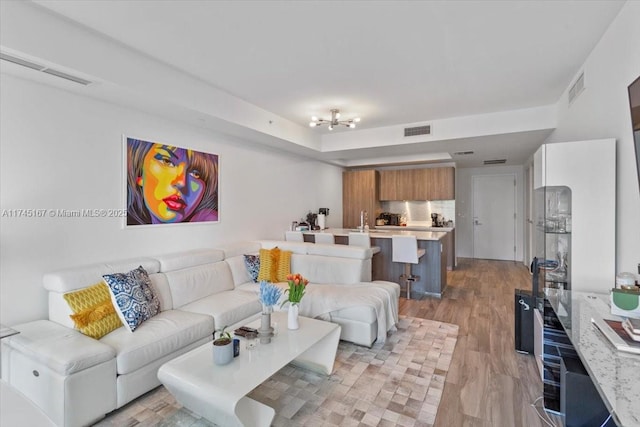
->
[1,240,399,427]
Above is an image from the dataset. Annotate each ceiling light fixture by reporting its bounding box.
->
[309,109,360,130]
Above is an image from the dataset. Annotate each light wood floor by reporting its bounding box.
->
[400,258,561,427]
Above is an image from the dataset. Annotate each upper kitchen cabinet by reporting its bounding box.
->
[379,167,455,201]
[343,170,381,228]
[379,170,399,201]
[429,167,455,200]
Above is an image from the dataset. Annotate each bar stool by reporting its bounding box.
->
[314,233,335,244]
[392,235,425,299]
[348,232,381,254]
[285,231,304,242]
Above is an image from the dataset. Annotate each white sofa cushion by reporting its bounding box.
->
[100,310,213,375]
[164,262,234,309]
[330,305,377,323]
[148,273,173,311]
[5,320,116,376]
[43,258,161,293]
[224,255,254,288]
[220,242,262,259]
[44,258,162,328]
[307,244,370,260]
[155,249,225,272]
[258,240,310,254]
[179,290,262,330]
[291,254,365,284]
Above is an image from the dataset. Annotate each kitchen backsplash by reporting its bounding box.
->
[381,200,455,225]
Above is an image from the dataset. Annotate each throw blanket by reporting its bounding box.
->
[277,281,399,343]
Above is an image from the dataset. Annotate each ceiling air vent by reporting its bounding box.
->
[453,151,474,155]
[404,125,431,137]
[483,159,507,165]
[0,52,92,86]
[568,72,585,104]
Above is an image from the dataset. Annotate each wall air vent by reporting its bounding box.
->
[483,159,507,165]
[404,125,431,137]
[453,151,474,155]
[568,72,585,104]
[0,52,92,86]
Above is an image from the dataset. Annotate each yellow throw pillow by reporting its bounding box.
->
[63,282,123,339]
[257,247,292,282]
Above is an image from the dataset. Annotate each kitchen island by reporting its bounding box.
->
[304,228,449,298]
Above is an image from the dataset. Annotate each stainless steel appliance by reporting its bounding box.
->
[379,212,401,226]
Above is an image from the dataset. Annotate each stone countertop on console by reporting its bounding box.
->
[305,228,447,241]
[546,290,640,427]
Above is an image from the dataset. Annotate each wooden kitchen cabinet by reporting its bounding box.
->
[429,167,455,200]
[342,170,381,228]
[378,170,398,201]
[379,167,455,201]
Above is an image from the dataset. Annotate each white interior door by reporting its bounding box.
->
[472,174,516,260]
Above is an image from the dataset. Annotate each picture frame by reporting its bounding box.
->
[123,136,219,226]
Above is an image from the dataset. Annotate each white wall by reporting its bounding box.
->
[0,74,343,325]
[545,1,640,276]
[456,165,525,261]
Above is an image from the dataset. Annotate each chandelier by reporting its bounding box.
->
[309,109,360,130]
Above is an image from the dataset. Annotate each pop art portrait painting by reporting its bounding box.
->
[125,137,219,226]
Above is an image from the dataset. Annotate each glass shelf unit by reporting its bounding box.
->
[534,185,572,414]
[534,186,572,291]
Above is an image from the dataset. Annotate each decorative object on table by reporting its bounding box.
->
[233,338,240,357]
[257,281,282,344]
[245,332,258,351]
[282,273,309,330]
[212,326,233,366]
[124,136,219,227]
[610,286,640,319]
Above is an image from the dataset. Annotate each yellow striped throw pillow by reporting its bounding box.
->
[64,282,123,339]
[257,247,292,282]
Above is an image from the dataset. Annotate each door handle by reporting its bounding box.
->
[474,219,482,225]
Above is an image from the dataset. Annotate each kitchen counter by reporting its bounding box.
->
[375,225,454,232]
[304,228,449,298]
[306,228,447,241]
[545,290,640,426]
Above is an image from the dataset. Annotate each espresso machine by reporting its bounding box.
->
[431,213,439,227]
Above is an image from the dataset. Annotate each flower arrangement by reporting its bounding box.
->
[283,273,309,305]
[259,280,282,311]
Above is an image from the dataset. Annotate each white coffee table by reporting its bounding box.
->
[157,312,340,427]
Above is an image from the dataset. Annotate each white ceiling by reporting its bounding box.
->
[16,1,627,167]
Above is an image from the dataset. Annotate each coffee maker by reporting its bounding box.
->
[431,213,438,227]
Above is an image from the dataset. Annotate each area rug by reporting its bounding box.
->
[94,316,458,427]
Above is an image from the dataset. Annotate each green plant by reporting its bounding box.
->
[281,273,309,306]
[213,326,231,346]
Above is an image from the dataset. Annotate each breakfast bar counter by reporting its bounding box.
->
[304,229,449,297]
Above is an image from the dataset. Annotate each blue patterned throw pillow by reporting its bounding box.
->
[243,254,260,283]
[103,266,160,332]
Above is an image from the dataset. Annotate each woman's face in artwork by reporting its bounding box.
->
[139,144,205,223]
